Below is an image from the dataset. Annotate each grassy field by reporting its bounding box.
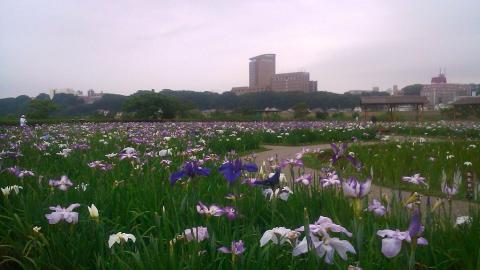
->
[1,122,480,269]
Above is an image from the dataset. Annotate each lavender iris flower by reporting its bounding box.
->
[196,201,224,217]
[441,170,461,198]
[293,216,355,264]
[280,158,303,168]
[218,240,245,255]
[320,171,341,188]
[365,199,387,216]
[295,174,312,186]
[6,166,35,178]
[45,203,80,224]
[330,143,362,169]
[377,208,428,258]
[170,161,211,185]
[218,159,258,184]
[222,206,237,220]
[402,174,428,187]
[342,176,372,198]
[119,147,139,160]
[331,142,348,164]
[49,175,74,191]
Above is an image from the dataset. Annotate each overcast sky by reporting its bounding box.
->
[1,0,479,98]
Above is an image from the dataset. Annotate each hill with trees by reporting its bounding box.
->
[0,89,390,120]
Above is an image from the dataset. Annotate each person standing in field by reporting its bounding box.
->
[20,115,27,127]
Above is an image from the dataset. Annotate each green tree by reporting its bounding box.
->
[293,102,309,119]
[27,99,58,119]
[123,91,180,119]
[401,84,424,96]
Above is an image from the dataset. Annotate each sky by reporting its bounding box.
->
[1,0,479,98]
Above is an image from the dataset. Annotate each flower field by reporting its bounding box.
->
[1,121,479,270]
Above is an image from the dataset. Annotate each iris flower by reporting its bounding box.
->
[330,142,348,164]
[170,161,211,185]
[6,166,35,178]
[295,174,313,186]
[119,147,138,160]
[45,203,80,224]
[402,174,428,187]
[293,216,355,264]
[49,175,73,191]
[108,232,136,248]
[183,226,209,242]
[263,186,293,201]
[377,209,428,258]
[280,158,303,168]
[260,227,300,247]
[441,170,461,198]
[218,240,245,255]
[365,199,387,217]
[1,185,23,196]
[218,159,258,184]
[196,201,224,217]
[342,176,372,198]
[320,171,341,188]
[254,170,280,187]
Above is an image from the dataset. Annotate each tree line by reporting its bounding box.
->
[0,88,394,120]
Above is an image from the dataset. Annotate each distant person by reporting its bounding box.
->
[20,115,27,127]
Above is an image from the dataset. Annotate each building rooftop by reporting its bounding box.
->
[451,96,480,105]
[249,54,275,60]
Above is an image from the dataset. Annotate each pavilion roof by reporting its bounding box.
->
[451,96,480,106]
[360,96,428,105]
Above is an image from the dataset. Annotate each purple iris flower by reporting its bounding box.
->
[196,201,224,217]
[6,166,35,178]
[254,170,280,187]
[320,171,341,188]
[45,203,80,224]
[218,159,258,184]
[330,143,362,169]
[222,206,237,220]
[366,199,387,216]
[49,175,74,191]
[88,161,113,171]
[345,155,363,170]
[342,176,371,198]
[280,158,303,168]
[377,208,427,258]
[330,142,348,164]
[170,161,211,185]
[218,240,245,255]
[295,174,313,186]
[402,174,428,187]
[119,147,139,160]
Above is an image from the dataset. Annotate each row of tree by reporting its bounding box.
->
[0,88,396,119]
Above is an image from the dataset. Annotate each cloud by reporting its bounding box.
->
[0,0,479,98]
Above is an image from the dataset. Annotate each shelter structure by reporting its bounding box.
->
[451,96,480,120]
[360,96,428,121]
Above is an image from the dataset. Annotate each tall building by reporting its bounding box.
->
[421,71,471,108]
[232,54,317,95]
[249,54,276,90]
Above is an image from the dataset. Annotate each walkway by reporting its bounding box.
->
[247,137,476,217]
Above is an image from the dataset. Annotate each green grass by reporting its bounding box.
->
[0,123,480,269]
[303,141,480,200]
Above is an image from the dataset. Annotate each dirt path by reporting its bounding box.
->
[247,137,476,217]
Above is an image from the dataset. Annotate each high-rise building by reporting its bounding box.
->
[421,72,471,108]
[232,54,317,95]
[249,54,276,90]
